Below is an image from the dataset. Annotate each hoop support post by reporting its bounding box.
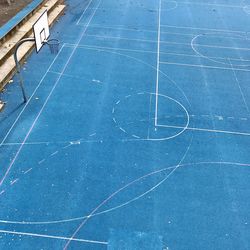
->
[14,37,35,103]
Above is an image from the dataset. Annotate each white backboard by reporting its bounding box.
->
[33,10,50,52]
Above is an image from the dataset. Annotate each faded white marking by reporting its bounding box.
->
[0,229,108,245]
[215,115,223,121]
[119,127,126,133]
[160,61,250,72]
[24,168,33,174]
[132,134,140,139]
[92,79,102,84]
[70,141,81,145]
[50,151,59,156]
[10,179,19,185]
[38,159,46,165]
[157,124,250,136]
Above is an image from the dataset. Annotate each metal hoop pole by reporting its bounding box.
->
[14,37,35,103]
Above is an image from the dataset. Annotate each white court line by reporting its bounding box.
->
[51,43,190,108]
[79,23,197,36]
[0,45,65,148]
[64,43,250,63]
[84,33,157,43]
[64,2,103,249]
[0,74,63,186]
[79,23,247,37]
[77,2,244,11]
[170,1,242,8]
[147,94,153,139]
[10,178,18,185]
[64,42,159,52]
[50,151,58,156]
[160,61,250,72]
[81,34,250,52]
[2,141,52,146]
[160,24,246,34]
[23,168,32,174]
[79,23,158,33]
[63,125,193,250]
[1,139,102,146]
[76,0,94,25]
[77,23,250,42]
[80,7,175,12]
[156,124,250,137]
[0,2,98,187]
[0,229,107,245]
[228,59,250,113]
[155,0,162,126]
[190,33,250,68]
[1,161,250,225]
[78,22,247,35]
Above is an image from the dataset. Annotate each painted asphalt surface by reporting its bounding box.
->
[0,0,250,249]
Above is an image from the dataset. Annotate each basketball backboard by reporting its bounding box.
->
[33,10,50,53]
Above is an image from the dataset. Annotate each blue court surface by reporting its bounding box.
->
[1,0,250,249]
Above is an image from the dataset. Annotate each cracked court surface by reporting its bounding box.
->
[0,0,250,249]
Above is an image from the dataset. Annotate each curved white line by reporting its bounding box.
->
[164,0,178,11]
[65,44,192,107]
[62,131,193,249]
[113,92,190,141]
[191,33,250,67]
[1,161,250,225]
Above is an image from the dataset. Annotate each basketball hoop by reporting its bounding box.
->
[44,39,60,54]
[14,10,61,103]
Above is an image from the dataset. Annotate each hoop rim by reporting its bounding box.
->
[43,38,60,45]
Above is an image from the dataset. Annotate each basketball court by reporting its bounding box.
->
[0,0,250,249]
